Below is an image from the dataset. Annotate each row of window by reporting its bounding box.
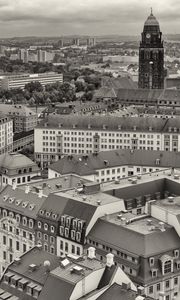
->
[1,211,34,228]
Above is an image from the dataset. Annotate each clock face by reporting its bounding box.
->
[146,33,151,38]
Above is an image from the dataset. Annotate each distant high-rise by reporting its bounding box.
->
[138,10,165,89]
[19,49,29,63]
[37,50,47,63]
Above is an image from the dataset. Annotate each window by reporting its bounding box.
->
[60,241,63,250]
[44,234,48,241]
[65,242,68,252]
[23,244,26,252]
[50,246,55,254]
[44,223,48,231]
[44,244,48,252]
[149,286,153,294]
[164,260,172,274]
[72,245,75,254]
[16,215,20,223]
[165,280,170,289]
[50,226,55,233]
[3,251,6,260]
[50,236,55,243]
[22,217,27,226]
[3,236,6,245]
[149,257,154,266]
[174,277,178,285]
[16,241,19,251]
[38,221,41,229]
[77,247,80,256]
[37,231,42,239]
[29,219,33,229]
[23,231,26,238]
[157,283,160,291]
[174,250,179,258]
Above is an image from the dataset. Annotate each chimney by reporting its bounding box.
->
[12,181,17,190]
[88,247,96,259]
[159,222,165,232]
[106,253,114,267]
[121,217,126,225]
[38,188,43,198]
[25,184,30,194]
[44,260,51,273]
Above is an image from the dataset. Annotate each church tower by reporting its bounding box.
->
[138,10,164,89]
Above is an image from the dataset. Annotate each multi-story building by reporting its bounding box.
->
[35,114,180,167]
[0,104,37,133]
[0,114,13,154]
[19,49,29,63]
[138,11,165,89]
[0,72,63,90]
[35,182,125,257]
[48,149,180,183]
[0,184,46,275]
[0,152,41,187]
[0,245,137,300]
[87,214,180,300]
[13,130,34,152]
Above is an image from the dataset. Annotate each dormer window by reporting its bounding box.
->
[39,210,44,215]
[61,216,66,225]
[149,126,152,131]
[50,226,55,233]
[65,228,69,238]
[151,269,158,278]
[3,209,7,217]
[76,232,81,242]
[174,250,179,258]
[52,213,57,220]
[37,221,41,229]
[46,211,51,218]
[160,255,173,275]
[71,230,76,240]
[176,261,180,270]
[149,257,154,266]
[29,219,33,229]
[44,223,48,231]
[133,126,137,131]
[72,219,78,229]
[9,212,14,218]
[59,226,64,236]
[168,127,172,132]
[16,214,20,223]
[22,217,27,226]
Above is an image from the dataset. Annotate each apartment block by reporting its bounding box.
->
[0,104,37,133]
[0,114,13,154]
[0,72,63,90]
[35,115,180,167]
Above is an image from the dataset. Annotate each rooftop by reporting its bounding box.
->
[37,114,180,133]
[88,216,180,257]
[144,12,160,27]
[19,174,90,196]
[0,104,37,117]
[0,185,46,219]
[0,152,38,171]
[49,149,180,176]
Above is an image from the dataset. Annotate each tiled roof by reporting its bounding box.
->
[0,104,36,117]
[88,218,180,257]
[0,185,46,219]
[37,114,180,132]
[38,193,97,225]
[0,153,38,170]
[97,283,152,300]
[49,149,180,176]
[101,76,138,89]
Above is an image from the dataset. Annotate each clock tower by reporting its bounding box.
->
[138,10,164,89]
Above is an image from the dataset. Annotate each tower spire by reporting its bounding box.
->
[150,7,153,15]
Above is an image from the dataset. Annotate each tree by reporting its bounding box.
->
[24,81,43,93]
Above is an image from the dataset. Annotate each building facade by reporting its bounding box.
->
[0,72,63,90]
[0,114,13,155]
[138,11,165,89]
[35,115,180,167]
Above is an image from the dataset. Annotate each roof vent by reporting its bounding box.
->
[44,260,51,273]
[168,196,174,203]
[97,200,101,205]
[9,197,15,203]
[82,196,87,201]
[22,202,28,208]
[115,179,120,184]
[117,214,122,220]
[3,195,8,202]
[159,222,165,232]
[71,265,83,275]
[29,264,37,272]
[14,257,21,265]
[29,204,35,210]
[147,219,152,226]
[121,217,126,225]
[15,200,21,206]
[104,160,108,166]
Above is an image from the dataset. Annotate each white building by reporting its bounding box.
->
[48,149,179,183]
[0,72,63,90]
[35,115,180,167]
[0,114,13,155]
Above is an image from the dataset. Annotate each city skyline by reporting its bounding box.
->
[0,0,179,37]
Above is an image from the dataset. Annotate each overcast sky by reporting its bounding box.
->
[0,0,179,37]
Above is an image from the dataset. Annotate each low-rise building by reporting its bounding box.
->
[48,149,180,182]
[35,114,180,167]
[0,72,63,90]
[0,104,37,133]
[13,130,34,152]
[0,245,136,300]
[0,114,13,154]
[0,152,40,187]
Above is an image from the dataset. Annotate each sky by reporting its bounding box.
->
[0,0,179,37]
